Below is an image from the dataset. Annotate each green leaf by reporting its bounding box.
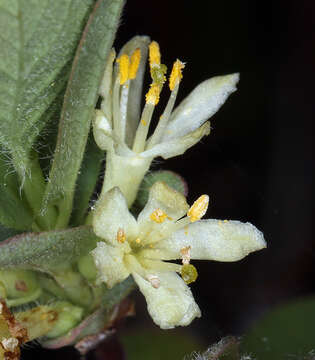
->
[71,133,104,226]
[42,0,125,229]
[241,296,315,360]
[0,225,97,271]
[0,0,94,177]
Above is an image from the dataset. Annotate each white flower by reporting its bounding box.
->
[93,36,239,206]
[91,182,266,329]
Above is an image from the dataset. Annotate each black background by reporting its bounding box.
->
[24,0,314,358]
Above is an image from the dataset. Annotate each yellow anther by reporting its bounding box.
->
[180,246,191,265]
[149,41,161,66]
[135,238,141,244]
[117,54,130,85]
[150,208,168,223]
[181,264,198,285]
[141,119,147,126]
[223,219,229,223]
[129,48,141,79]
[169,59,185,91]
[145,83,161,105]
[116,228,126,244]
[187,194,209,222]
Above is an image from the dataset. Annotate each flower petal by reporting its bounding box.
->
[92,187,138,245]
[163,73,239,141]
[99,49,116,121]
[143,219,266,262]
[91,242,130,288]
[117,36,151,147]
[133,271,201,329]
[137,182,189,237]
[142,121,210,160]
[93,109,113,151]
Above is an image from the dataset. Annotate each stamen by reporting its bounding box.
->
[146,79,179,148]
[116,228,126,243]
[169,59,185,91]
[147,274,160,289]
[145,83,161,105]
[117,54,130,85]
[129,48,141,79]
[132,103,155,153]
[180,246,191,265]
[187,195,209,222]
[149,41,161,66]
[181,264,198,284]
[135,238,141,244]
[150,208,168,223]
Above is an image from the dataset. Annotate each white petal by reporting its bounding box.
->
[133,271,201,329]
[99,49,115,121]
[93,109,113,151]
[91,242,130,288]
[144,219,266,262]
[163,74,239,141]
[92,187,138,245]
[141,122,210,159]
[137,182,189,240]
[117,36,151,147]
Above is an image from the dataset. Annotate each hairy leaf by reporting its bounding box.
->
[42,0,125,228]
[0,226,97,271]
[71,133,104,226]
[0,0,95,177]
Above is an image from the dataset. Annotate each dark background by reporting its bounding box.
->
[25,0,314,358]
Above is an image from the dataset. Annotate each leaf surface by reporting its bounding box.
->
[0,0,94,175]
[0,225,97,271]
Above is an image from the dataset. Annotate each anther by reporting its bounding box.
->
[169,59,185,91]
[149,41,161,66]
[116,228,126,244]
[129,48,141,79]
[150,208,168,223]
[145,83,161,105]
[117,54,130,85]
[187,194,209,222]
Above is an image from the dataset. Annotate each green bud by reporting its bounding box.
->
[77,254,98,282]
[45,302,83,339]
[0,270,41,307]
[135,170,187,210]
[15,306,59,340]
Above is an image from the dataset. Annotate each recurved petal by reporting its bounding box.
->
[143,219,266,262]
[92,187,138,246]
[137,181,189,231]
[91,242,130,288]
[141,121,210,160]
[163,74,239,141]
[133,271,201,329]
